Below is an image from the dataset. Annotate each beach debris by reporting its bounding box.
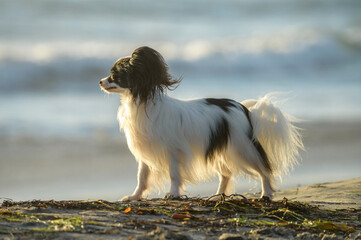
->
[0,196,359,239]
[124,207,132,213]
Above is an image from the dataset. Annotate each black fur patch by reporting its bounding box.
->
[206,117,230,161]
[205,98,239,113]
[239,104,252,138]
[253,139,272,173]
[110,57,131,88]
[127,46,181,105]
[205,98,272,173]
[240,104,272,173]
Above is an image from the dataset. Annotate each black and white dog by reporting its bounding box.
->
[99,46,303,201]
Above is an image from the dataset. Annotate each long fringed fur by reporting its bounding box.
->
[242,94,304,178]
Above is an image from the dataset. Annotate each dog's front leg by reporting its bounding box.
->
[164,155,181,199]
[120,160,149,201]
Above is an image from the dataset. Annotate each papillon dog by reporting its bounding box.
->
[99,46,303,201]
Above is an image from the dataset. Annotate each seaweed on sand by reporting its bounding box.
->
[0,196,359,239]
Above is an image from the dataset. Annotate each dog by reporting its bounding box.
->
[99,46,303,201]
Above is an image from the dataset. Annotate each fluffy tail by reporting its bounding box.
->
[242,93,304,178]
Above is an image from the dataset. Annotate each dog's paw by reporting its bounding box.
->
[208,194,226,201]
[259,195,273,202]
[163,192,180,200]
[119,195,141,202]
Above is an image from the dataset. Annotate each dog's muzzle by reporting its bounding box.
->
[99,77,108,85]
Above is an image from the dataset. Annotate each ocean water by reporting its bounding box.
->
[0,0,360,200]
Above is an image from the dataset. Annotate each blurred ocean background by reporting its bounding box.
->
[1,0,360,201]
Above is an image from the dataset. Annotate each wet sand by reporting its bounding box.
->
[1,120,361,201]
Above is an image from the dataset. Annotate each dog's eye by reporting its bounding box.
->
[112,71,123,80]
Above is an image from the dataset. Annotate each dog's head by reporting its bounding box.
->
[99,46,180,104]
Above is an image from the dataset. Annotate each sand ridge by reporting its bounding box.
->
[274,177,361,210]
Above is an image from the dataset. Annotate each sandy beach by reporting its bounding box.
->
[0,177,360,240]
[1,1,361,239]
[274,177,361,210]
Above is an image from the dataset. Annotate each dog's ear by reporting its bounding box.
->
[128,46,180,104]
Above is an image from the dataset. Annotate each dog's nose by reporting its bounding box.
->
[100,77,108,85]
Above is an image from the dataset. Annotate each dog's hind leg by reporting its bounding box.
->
[216,174,230,195]
[208,164,233,201]
[208,174,231,201]
[246,164,275,200]
[259,172,274,200]
[120,160,150,201]
[231,145,275,200]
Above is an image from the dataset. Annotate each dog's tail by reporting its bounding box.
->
[242,93,304,178]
